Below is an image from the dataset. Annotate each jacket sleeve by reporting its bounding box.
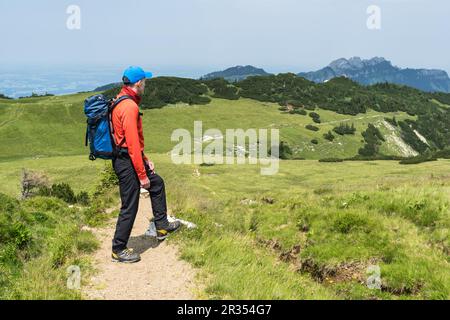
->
[121,102,148,183]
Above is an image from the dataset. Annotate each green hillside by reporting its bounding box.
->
[0,89,424,161]
[0,93,92,161]
[102,75,450,158]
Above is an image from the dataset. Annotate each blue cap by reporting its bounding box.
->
[122,66,153,84]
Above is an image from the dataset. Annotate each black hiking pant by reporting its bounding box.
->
[112,153,169,253]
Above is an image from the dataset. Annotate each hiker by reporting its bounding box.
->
[111,66,181,263]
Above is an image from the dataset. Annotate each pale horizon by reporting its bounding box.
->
[1,0,449,73]
[1,0,449,97]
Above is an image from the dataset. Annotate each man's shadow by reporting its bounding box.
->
[128,235,162,255]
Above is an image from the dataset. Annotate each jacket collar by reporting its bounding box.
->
[119,86,142,105]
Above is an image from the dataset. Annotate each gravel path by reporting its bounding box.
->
[83,195,197,300]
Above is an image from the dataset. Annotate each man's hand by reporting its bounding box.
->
[145,159,155,173]
[140,177,151,190]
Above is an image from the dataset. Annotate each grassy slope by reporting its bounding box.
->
[0,171,119,300]
[154,155,450,299]
[0,95,413,161]
[2,153,449,299]
[0,94,92,160]
[1,93,449,299]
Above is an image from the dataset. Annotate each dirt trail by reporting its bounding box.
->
[83,195,197,300]
[316,114,384,126]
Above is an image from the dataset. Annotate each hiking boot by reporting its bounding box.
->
[156,220,182,241]
[111,248,141,263]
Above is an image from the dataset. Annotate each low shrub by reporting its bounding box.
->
[323,131,335,142]
[289,109,307,116]
[76,191,90,205]
[319,158,344,163]
[50,183,76,204]
[333,123,356,135]
[385,116,398,127]
[399,154,437,165]
[306,124,320,132]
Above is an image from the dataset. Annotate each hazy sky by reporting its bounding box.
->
[0,0,449,76]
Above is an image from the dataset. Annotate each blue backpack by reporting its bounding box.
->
[84,94,131,160]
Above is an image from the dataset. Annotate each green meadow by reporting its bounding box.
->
[0,94,413,161]
[0,93,449,299]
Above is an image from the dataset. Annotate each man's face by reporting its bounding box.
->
[136,79,146,96]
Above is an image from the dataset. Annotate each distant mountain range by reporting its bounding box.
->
[91,58,450,95]
[298,57,450,93]
[201,65,271,82]
[93,66,271,92]
[199,59,450,93]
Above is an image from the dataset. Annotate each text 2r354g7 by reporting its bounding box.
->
[221,304,271,315]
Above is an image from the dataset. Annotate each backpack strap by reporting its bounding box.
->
[111,95,133,110]
[109,95,134,153]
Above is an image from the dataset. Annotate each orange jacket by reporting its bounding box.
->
[111,86,149,184]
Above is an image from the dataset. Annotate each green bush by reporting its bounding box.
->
[399,154,437,165]
[358,124,385,157]
[76,191,90,206]
[37,186,51,197]
[309,112,320,119]
[304,105,316,111]
[333,123,356,135]
[50,183,76,204]
[286,100,303,108]
[37,183,79,204]
[279,141,293,160]
[434,148,450,159]
[398,121,429,154]
[306,124,320,132]
[289,109,307,115]
[385,116,398,127]
[323,131,335,142]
